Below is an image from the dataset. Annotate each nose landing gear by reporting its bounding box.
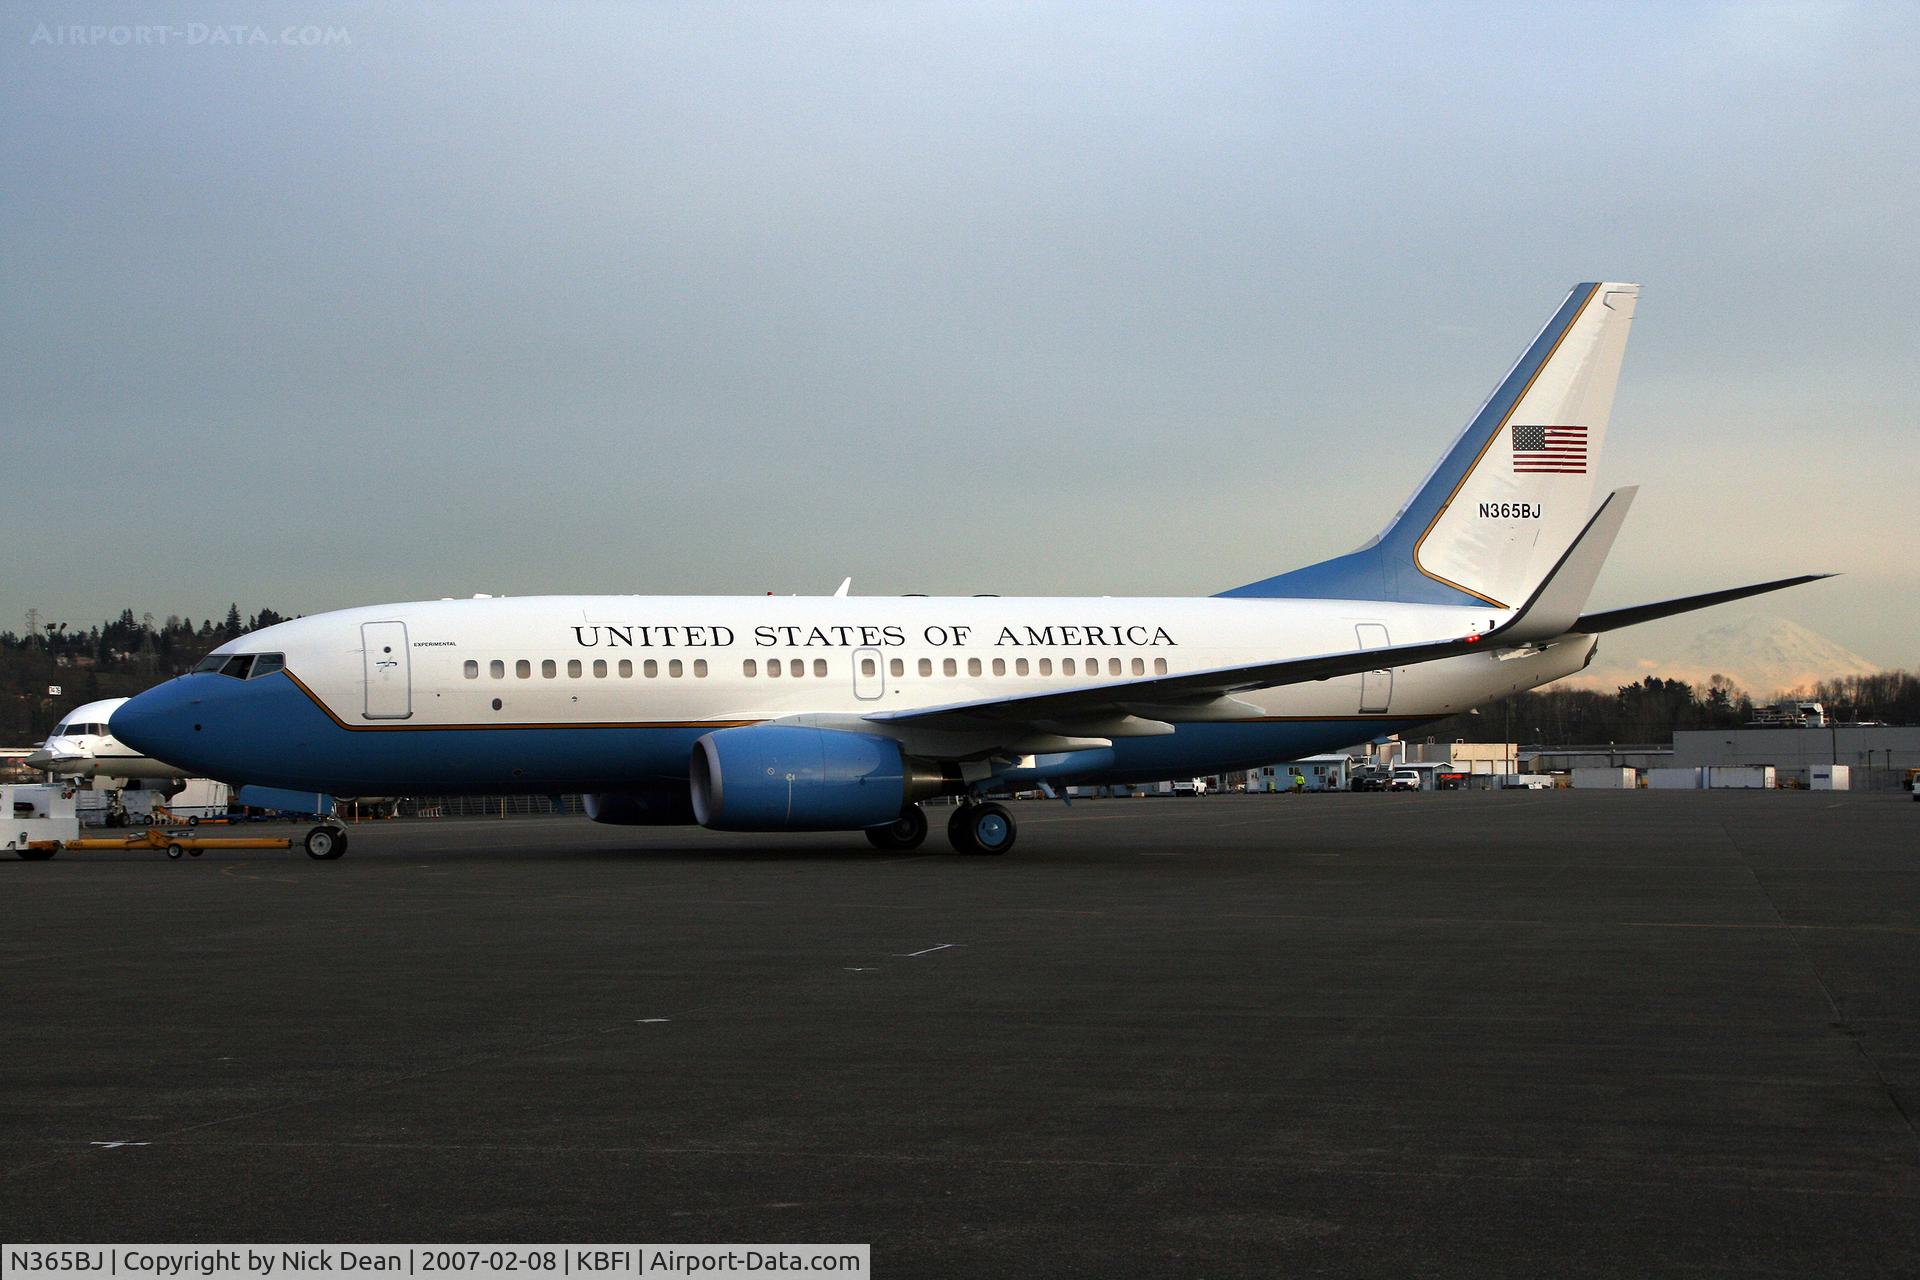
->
[303,824,349,860]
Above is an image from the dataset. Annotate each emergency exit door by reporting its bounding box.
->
[1355,623,1391,714]
[852,646,885,700]
[361,621,412,720]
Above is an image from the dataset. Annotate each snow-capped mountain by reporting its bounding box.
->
[1563,614,1881,699]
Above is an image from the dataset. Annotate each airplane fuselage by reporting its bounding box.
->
[116,594,1595,796]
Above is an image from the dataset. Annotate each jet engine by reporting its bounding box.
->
[689,725,945,832]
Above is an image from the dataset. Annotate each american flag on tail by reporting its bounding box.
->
[1511,424,1588,473]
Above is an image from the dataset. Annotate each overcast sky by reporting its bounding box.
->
[4,2,1914,668]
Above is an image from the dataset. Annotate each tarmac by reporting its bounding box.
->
[3,791,1917,1277]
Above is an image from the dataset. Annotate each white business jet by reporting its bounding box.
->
[26,697,193,784]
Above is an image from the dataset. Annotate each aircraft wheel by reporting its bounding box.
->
[167,844,185,860]
[966,802,1017,855]
[946,804,979,854]
[304,826,348,860]
[865,805,929,851]
[948,802,1017,856]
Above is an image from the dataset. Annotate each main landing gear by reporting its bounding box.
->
[863,801,1019,855]
[947,801,1017,856]
[864,805,929,852]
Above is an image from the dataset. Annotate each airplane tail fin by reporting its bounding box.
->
[1221,282,1640,609]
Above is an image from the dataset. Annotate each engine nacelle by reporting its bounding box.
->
[583,784,697,826]
[690,725,911,832]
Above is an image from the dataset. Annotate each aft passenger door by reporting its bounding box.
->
[361,621,412,720]
[1355,623,1391,714]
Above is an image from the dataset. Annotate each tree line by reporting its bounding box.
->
[1420,671,1920,747]
[1,607,289,740]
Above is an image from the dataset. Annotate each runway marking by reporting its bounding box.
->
[89,1141,148,1149]
[843,967,877,972]
[635,1018,671,1024]
[897,943,959,957]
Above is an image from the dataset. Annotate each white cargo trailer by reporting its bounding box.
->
[1572,767,1638,790]
[1648,768,1706,790]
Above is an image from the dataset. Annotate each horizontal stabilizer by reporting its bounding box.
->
[1570,574,1836,634]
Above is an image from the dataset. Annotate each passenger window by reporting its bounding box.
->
[516,659,531,679]
[1131,657,1145,676]
[668,659,683,678]
[918,658,932,677]
[490,660,505,679]
[1038,658,1053,676]
[861,657,876,677]
[889,658,904,677]
[1154,658,1168,675]
[694,659,708,677]
[644,659,659,678]
[593,659,607,678]
[464,660,479,679]
[768,659,782,678]
[942,657,957,677]
[992,658,1005,676]
[567,659,582,678]
[1016,658,1029,676]
[967,657,982,676]
[1063,658,1076,676]
[810,658,825,677]
[618,659,633,677]
[541,659,557,678]
[1109,658,1122,676]
[790,659,804,677]
[743,659,758,677]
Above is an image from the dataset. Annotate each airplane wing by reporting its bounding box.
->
[864,628,1505,736]
[864,490,1646,739]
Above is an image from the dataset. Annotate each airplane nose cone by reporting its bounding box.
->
[111,679,205,767]
[23,746,56,770]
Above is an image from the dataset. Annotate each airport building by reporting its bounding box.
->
[1671,725,1920,789]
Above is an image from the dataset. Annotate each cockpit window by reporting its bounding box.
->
[194,652,286,679]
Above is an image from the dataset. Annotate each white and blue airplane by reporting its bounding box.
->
[111,283,1826,858]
